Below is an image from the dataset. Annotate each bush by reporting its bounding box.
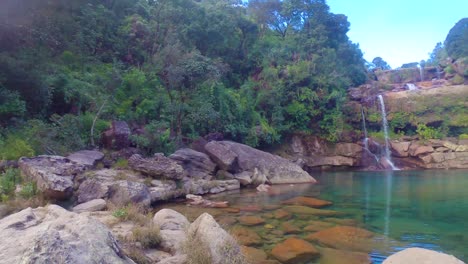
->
[459,134,468,140]
[0,168,21,201]
[416,123,442,140]
[0,134,34,160]
[132,224,161,248]
[18,181,37,199]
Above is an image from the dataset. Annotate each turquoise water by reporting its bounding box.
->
[161,170,468,263]
[314,170,468,263]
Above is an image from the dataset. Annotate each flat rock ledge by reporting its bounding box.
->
[0,205,134,264]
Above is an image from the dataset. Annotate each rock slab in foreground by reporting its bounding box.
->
[204,141,316,184]
[383,247,465,264]
[0,205,134,264]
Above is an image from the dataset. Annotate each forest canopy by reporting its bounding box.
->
[0,0,368,155]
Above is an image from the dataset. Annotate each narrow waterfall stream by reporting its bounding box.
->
[377,95,399,170]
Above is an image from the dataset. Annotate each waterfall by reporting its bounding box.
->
[377,95,398,170]
[361,108,379,163]
[406,83,418,91]
[418,64,424,82]
[436,66,441,80]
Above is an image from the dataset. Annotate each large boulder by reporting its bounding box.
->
[67,150,104,167]
[169,148,216,180]
[0,205,134,264]
[204,141,315,185]
[108,180,151,208]
[383,247,464,264]
[19,156,86,200]
[128,154,186,180]
[187,212,242,264]
[77,169,151,208]
[153,209,190,254]
[77,169,133,203]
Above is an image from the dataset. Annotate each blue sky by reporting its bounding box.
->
[327,0,468,68]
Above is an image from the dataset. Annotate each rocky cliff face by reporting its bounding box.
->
[280,134,468,171]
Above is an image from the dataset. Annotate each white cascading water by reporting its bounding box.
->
[406,83,418,91]
[361,108,379,162]
[418,64,424,82]
[377,95,398,170]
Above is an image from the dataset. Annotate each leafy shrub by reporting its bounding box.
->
[18,181,37,199]
[112,207,129,220]
[0,134,35,160]
[130,121,175,156]
[459,134,468,140]
[0,168,21,201]
[416,124,442,140]
[112,158,129,169]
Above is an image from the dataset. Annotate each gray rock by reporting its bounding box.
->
[383,247,464,264]
[128,154,186,180]
[73,199,107,213]
[188,213,242,264]
[169,148,216,180]
[149,180,185,203]
[144,249,172,263]
[67,150,104,167]
[204,141,315,185]
[19,156,86,200]
[108,180,151,208]
[153,208,190,232]
[157,255,187,264]
[204,141,238,171]
[0,205,134,264]
[153,209,190,254]
[183,179,240,195]
[77,169,124,203]
[234,171,253,186]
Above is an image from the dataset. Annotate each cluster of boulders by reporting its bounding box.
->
[17,141,315,210]
[0,205,241,264]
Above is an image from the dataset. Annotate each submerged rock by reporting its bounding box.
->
[319,247,371,264]
[306,226,375,252]
[0,205,133,264]
[383,247,465,264]
[271,237,319,264]
[281,196,333,208]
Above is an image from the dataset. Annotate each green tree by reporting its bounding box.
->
[445,18,468,59]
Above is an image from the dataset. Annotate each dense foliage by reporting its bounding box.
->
[0,0,368,155]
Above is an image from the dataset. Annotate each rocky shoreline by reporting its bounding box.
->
[0,139,466,263]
